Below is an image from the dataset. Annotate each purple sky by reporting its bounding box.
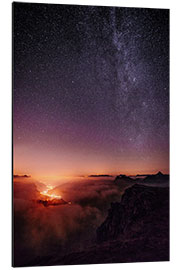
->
[13,3,169,182]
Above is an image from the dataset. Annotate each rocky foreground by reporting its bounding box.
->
[26,183,169,266]
[97,184,169,244]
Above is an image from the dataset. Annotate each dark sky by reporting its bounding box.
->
[13,3,169,181]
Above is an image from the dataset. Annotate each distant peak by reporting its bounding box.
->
[14,174,31,178]
[88,174,112,178]
[156,171,163,176]
[114,174,133,183]
[117,174,127,178]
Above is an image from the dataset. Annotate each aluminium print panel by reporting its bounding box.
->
[13,2,169,267]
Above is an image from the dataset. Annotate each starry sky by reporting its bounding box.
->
[13,3,169,182]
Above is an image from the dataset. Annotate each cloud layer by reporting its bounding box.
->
[13,178,127,266]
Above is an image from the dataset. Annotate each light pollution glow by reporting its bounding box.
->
[14,141,169,184]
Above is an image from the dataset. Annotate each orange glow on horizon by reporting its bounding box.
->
[14,140,169,184]
[13,167,169,185]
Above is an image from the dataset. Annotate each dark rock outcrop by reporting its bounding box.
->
[97,184,169,242]
[37,198,68,207]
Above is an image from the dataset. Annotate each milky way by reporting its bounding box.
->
[13,3,169,178]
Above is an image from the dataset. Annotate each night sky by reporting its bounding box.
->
[13,3,169,182]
